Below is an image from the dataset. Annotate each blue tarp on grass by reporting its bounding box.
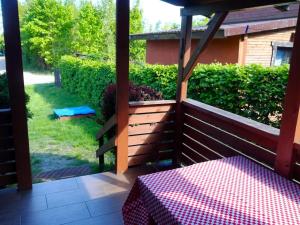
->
[53,106,95,117]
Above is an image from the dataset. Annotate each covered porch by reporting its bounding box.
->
[0,0,300,224]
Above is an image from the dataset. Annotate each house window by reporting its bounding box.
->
[271,42,293,66]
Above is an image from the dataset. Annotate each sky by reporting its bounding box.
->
[139,0,182,29]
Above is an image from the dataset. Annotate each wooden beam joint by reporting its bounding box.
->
[183,12,228,82]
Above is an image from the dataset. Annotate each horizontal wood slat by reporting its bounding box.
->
[0,161,16,174]
[183,99,279,151]
[129,100,176,107]
[96,136,116,157]
[0,150,15,163]
[0,125,13,138]
[0,174,17,186]
[128,150,173,167]
[0,109,12,124]
[180,152,196,166]
[183,114,276,168]
[128,122,175,135]
[96,115,116,140]
[129,112,175,125]
[128,142,175,156]
[184,125,237,158]
[181,144,207,164]
[0,137,14,150]
[128,132,175,146]
[183,126,232,160]
[129,105,175,114]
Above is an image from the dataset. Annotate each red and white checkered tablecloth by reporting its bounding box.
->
[122,156,300,225]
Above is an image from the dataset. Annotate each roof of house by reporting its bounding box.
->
[131,3,298,41]
[161,0,298,8]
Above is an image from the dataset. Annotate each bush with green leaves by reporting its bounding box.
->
[58,56,289,127]
[0,73,32,118]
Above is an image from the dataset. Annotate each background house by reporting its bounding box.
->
[131,3,299,66]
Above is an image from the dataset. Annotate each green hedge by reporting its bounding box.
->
[58,56,289,127]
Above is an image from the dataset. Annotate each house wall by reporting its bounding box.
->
[244,28,295,66]
[146,36,240,65]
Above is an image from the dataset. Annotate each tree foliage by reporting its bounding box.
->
[20,0,144,69]
[21,0,74,68]
[130,0,145,62]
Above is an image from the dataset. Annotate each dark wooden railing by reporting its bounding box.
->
[96,100,176,170]
[293,142,300,181]
[96,99,299,182]
[128,100,176,166]
[180,99,300,183]
[0,109,17,186]
[96,114,116,171]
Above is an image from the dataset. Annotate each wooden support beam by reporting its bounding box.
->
[1,0,32,190]
[175,15,192,164]
[115,0,129,174]
[275,6,300,178]
[176,16,193,102]
[183,12,228,82]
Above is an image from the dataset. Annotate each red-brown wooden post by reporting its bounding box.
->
[275,7,300,178]
[115,0,129,173]
[1,0,32,189]
[175,15,192,163]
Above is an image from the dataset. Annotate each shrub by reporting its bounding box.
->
[0,73,9,108]
[0,73,32,118]
[102,83,163,120]
[58,56,289,128]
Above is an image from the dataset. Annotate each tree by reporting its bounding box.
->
[193,16,209,27]
[130,0,145,63]
[74,2,104,57]
[21,0,74,68]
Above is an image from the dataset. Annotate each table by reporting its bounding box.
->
[122,156,300,225]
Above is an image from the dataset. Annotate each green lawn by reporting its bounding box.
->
[26,84,114,178]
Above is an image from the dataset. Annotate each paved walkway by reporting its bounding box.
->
[0,56,54,86]
[23,72,54,86]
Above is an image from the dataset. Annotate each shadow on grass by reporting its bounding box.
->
[27,84,115,180]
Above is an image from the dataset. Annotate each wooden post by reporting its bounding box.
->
[1,0,32,189]
[183,12,228,82]
[275,7,300,178]
[176,16,193,102]
[115,0,129,173]
[175,15,192,164]
[238,35,248,65]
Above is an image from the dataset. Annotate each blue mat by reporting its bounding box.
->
[53,106,95,117]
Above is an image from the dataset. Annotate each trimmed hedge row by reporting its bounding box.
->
[58,56,289,127]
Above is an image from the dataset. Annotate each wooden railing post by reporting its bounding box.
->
[1,0,32,190]
[115,0,129,173]
[98,136,105,172]
[175,15,193,164]
[275,7,300,178]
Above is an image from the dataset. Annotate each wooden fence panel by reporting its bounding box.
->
[128,101,176,166]
[0,109,17,186]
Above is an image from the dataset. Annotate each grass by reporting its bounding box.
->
[26,84,114,178]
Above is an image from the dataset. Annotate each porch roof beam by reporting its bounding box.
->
[182,12,228,82]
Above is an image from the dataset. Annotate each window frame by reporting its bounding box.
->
[271,41,293,66]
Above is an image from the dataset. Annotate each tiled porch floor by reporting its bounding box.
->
[0,166,156,225]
